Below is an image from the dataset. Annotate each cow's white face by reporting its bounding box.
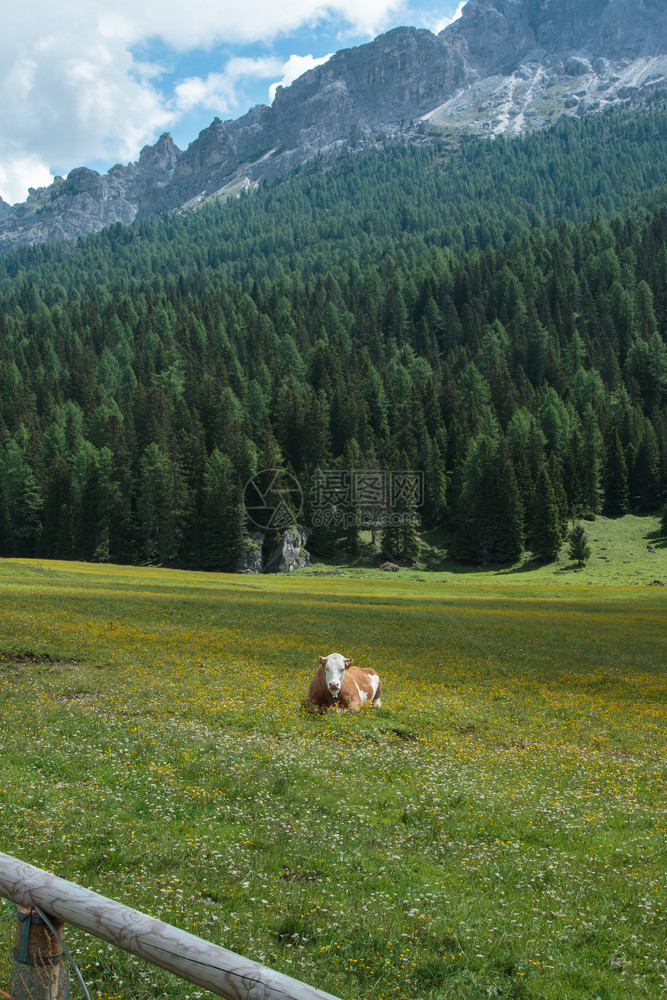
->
[320,652,352,699]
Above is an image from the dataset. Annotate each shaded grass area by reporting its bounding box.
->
[305,513,666,587]
[0,558,665,1000]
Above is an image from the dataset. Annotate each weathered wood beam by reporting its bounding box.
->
[0,853,343,1000]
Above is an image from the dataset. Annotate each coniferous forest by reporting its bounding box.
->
[0,103,666,569]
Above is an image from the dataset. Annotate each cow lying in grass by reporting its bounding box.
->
[306,652,382,711]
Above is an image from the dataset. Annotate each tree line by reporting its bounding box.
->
[0,104,666,568]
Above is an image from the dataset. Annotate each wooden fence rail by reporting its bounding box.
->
[0,853,343,1000]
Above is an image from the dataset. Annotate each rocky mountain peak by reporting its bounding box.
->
[1,0,666,254]
[138,132,182,177]
[446,0,535,75]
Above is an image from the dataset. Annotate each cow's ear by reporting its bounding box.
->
[344,658,353,669]
[319,656,326,665]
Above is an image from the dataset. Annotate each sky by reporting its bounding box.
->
[0,1,466,205]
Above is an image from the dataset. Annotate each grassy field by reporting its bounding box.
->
[305,513,666,586]
[0,530,665,1000]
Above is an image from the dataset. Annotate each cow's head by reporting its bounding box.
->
[319,652,353,699]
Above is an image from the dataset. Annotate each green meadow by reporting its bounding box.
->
[0,543,665,1000]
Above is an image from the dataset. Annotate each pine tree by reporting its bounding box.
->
[580,405,604,514]
[137,443,171,563]
[529,467,563,561]
[451,436,497,563]
[547,451,569,532]
[38,457,75,560]
[306,465,340,558]
[381,457,422,563]
[604,429,629,516]
[220,499,248,572]
[420,430,447,527]
[568,521,591,567]
[512,450,534,520]
[495,449,525,564]
[77,453,104,560]
[0,477,13,556]
[630,423,661,511]
[0,435,43,556]
[399,478,423,563]
[562,426,583,514]
[202,449,246,571]
[96,447,124,562]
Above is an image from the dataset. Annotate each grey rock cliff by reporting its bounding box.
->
[1,0,666,253]
[0,134,181,254]
[263,526,311,574]
[236,526,311,574]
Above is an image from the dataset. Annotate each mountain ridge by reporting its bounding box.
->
[1,0,666,254]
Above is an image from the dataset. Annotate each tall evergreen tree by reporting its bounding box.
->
[37,457,75,560]
[529,467,563,561]
[604,429,629,515]
[580,405,604,514]
[547,450,570,532]
[495,448,525,564]
[381,459,422,563]
[451,436,498,563]
[202,449,246,571]
[0,476,14,556]
[0,435,43,556]
[630,423,661,511]
[137,443,186,564]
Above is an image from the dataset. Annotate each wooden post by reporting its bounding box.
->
[0,853,342,1000]
[10,907,69,1000]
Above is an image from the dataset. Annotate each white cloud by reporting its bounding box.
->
[0,0,404,203]
[268,53,333,104]
[0,155,53,206]
[175,57,285,115]
[0,16,174,202]
[95,0,403,49]
[432,1,466,34]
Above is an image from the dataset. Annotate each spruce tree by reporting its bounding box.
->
[0,435,43,556]
[547,451,569,532]
[529,467,563,561]
[495,450,525,564]
[451,436,497,563]
[137,443,170,563]
[420,429,447,528]
[568,521,591,567]
[306,465,340,558]
[631,423,661,511]
[604,429,629,516]
[77,454,103,560]
[381,455,422,563]
[0,477,13,556]
[38,457,75,560]
[220,499,247,572]
[397,483,422,563]
[580,405,604,514]
[202,449,245,570]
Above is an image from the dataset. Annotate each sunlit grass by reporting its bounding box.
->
[0,557,665,999]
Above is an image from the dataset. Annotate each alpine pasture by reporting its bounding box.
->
[0,556,665,1000]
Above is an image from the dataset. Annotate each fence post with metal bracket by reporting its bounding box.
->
[1,852,342,1000]
[11,907,69,1000]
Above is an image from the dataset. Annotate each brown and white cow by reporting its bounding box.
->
[306,652,382,711]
